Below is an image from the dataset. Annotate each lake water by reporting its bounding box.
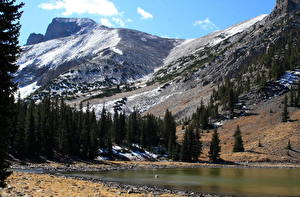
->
[64,167,300,196]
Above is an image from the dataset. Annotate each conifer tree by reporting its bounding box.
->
[191,128,202,161]
[290,89,295,107]
[127,108,141,144]
[88,110,99,159]
[41,96,54,158]
[233,125,244,152]
[25,101,37,157]
[15,98,26,156]
[208,129,221,162]
[0,0,24,187]
[180,126,192,162]
[113,110,121,144]
[228,88,236,116]
[282,95,289,122]
[180,126,202,162]
[98,107,108,147]
[106,112,113,155]
[297,80,300,107]
[119,111,126,144]
[164,109,176,156]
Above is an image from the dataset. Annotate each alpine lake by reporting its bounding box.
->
[62,167,300,196]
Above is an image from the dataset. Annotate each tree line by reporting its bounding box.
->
[9,95,180,160]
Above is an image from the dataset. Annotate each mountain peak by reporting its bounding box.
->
[51,17,96,26]
[44,17,96,41]
[25,17,97,45]
[274,0,300,15]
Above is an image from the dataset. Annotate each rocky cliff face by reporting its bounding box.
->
[275,0,300,13]
[271,0,300,17]
[17,18,181,99]
[25,18,97,45]
[26,33,44,45]
[43,18,97,41]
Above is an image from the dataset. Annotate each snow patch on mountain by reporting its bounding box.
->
[18,81,40,99]
[18,27,121,71]
[163,14,267,67]
[98,145,163,161]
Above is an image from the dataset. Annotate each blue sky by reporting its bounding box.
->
[17,0,276,45]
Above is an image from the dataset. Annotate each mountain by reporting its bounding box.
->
[26,18,97,45]
[67,0,300,120]
[17,18,181,98]
[17,0,300,121]
[14,0,300,163]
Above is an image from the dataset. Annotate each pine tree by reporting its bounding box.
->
[0,0,24,187]
[119,111,126,145]
[98,107,108,148]
[180,126,192,162]
[15,98,26,156]
[180,125,202,162]
[127,108,141,144]
[113,110,121,144]
[41,96,54,158]
[228,88,236,117]
[208,129,221,162]
[233,125,244,152]
[191,128,202,161]
[289,89,295,107]
[88,110,99,159]
[297,80,300,107]
[106,112,113,155]
[25,101,37,157]
[282,95,289,122]
[164,109,176,157]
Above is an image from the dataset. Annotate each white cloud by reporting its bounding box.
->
[193,18,218,31]
[39,0,119,16]
[137,7,153,19]
[100,18,114,27]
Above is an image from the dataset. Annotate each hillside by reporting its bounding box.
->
[13,0,300,163]
[16,18,181,99]
[60,0,300,122]
[175,94,300,162]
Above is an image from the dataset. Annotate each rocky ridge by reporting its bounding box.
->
[17,19,181,99]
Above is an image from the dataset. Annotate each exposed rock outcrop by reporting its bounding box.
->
[26,33,44,45]
[43,17,97,41]
[272,0,300,16]
[25,18,97,45]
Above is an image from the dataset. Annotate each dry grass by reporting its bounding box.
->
[0,172,183,197]
[179,95,300,162]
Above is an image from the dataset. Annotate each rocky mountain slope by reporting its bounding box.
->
[17,0,300,122]
[74,14,268,117]
[86,0,300,119]
[16,18,181,98]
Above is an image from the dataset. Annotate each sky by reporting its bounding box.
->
[17,0,276,45]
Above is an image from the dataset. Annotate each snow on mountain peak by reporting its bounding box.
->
[52,17,96,26]
[20,27,121,71]
[163,14,268,67]
[26,17,98,46]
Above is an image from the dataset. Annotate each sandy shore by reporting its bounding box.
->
[2,161,300,197]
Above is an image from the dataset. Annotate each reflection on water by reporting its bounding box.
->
[64,167,300,196]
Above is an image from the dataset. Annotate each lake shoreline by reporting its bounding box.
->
[10,160,300,173]
[6,161,300,197]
